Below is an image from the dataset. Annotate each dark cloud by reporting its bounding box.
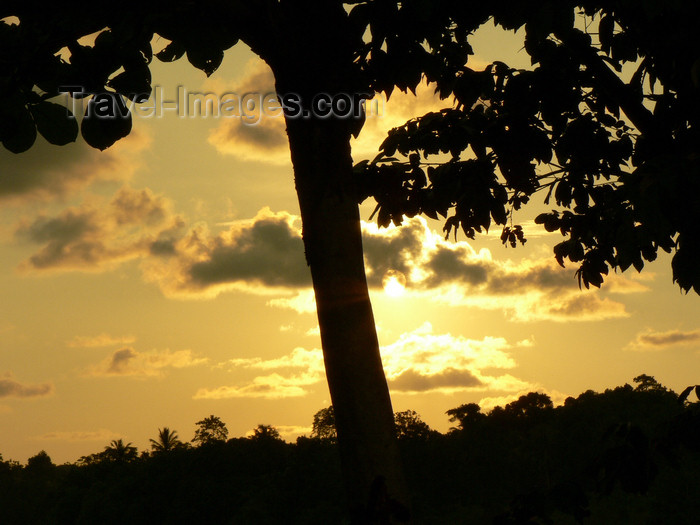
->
[89,347,206,377]
[423,245,489,287]
[545,294,626,319]
[362,221,425,287]
[389,367,483,393]
[110,187,169,226]
[631,329,700,349]
[107,348,137,374]
[216,119,288,150]
[207,60,290,163]
[186,216,309,288]
[15,186,180,272]
[0,374,54,398]
[19,209,96,245]
[487,264,574,294]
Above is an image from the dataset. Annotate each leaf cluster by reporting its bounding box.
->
[355,1,700,294]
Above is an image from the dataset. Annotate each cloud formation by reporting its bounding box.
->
[18,196,643,322]
[206,59,290,164]
[205,57,453,166]
[87,347,207,378]
[67,333,137,348]
[16,186,183,273]
[380,322,531,394]
[195,347,325,399]
[195,322,533,399]
[35,428,120,442]
[626,328,700,351]
[0,373,54,399]
[144,207,308,297]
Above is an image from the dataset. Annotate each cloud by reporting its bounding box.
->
[205,58,455,166]
[267,290,317,314]
[362,217,637,322]
[34,428,120,442]
[270,425,311,441]
[87,347,207,378]
[196,323,532,399]
[0,373,54,398]
[206,59,290,164]
[390,368,482,392]
[194,376,311,400]
[196,346,325,399]
[626,328,700,351]
[0,124,150,204]
[143,207,309,297]
[380,322,530,395]
[67,333,137,348]
[15,186,183,273]
[16,198,643,322]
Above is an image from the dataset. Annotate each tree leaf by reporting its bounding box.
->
[186,47,224,77]
[0,101,37,153]
[81,94,132,150]
[155,41,186,63]
[678,385,694,404]
[30,101,78,146]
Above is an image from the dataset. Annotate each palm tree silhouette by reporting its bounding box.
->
[149,427,182,453]
[103,439,138,462]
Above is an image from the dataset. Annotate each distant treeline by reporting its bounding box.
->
[1,375,699,524]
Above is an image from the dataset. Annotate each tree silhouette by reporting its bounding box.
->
[311,406,337,442]
[149,427,183,453]
[103,439,138,463]
[633,374,668,393]
[356,1,700,297]
[25,450,54,475]
[446,402,485,431]
[4,1,699,521]
[249,424,282,442]
[393,410,433,441]
[0,3,475,516]
[192,415,228,446]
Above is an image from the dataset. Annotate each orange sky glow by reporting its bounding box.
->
[1,23,698,464]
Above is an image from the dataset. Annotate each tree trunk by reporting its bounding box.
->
[282,108,410,524]
[243,2,411,519]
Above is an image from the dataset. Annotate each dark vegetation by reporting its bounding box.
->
[2,375,699,524]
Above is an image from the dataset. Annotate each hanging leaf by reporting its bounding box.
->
[0,98,37,153]
[108,63,152,102]
[155,40,186,62]
[30,101,79,146]
[186,47,224,77]
[81,94,132,150]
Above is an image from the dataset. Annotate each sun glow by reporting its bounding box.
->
[382,270,406,298]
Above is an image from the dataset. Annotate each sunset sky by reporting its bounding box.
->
[1,22,698,465]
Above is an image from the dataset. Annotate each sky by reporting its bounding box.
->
[1,20,699,465]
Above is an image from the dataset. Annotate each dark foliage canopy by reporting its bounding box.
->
[353,0,700,295]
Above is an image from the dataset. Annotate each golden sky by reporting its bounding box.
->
[1,24,698,464]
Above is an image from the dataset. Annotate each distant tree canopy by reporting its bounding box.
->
[192,415,229,446]
[633,374,669,393]
[311,406,337,441]
[149,427,184,453]
[393,410,434,440]
[249,424,283,442]
[1,375,698,524]
[446,402,485,431]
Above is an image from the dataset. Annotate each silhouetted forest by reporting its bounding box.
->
[2,375,699,524]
